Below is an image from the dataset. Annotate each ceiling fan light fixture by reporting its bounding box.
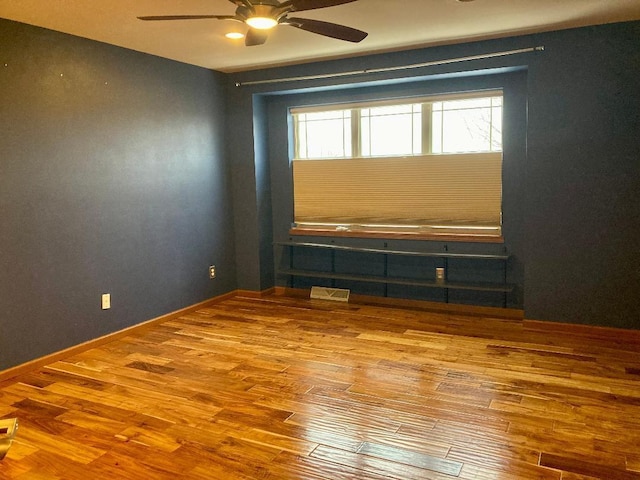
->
[245,4,279,29]
[246,16,278,29]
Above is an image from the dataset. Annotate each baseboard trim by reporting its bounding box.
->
[235,287,276,299]
[0,290,239,383]
[523,319,640,343]
[273,286,524,319]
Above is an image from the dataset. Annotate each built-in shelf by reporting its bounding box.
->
[277,241,510,260]
[278,268,513,293]
[276,242,514,303]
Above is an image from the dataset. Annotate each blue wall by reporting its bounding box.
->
[0,19,236,370]
[524,24,640,328]
[228,21,640,329]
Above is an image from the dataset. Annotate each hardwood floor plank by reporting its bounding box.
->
[1,294,640,479]
[54,410,127,436]
[16,427,106,464]
[628,454,640,473]
[357,441,462,475]
[0,455,34,477]
[540,452,640,479]
[559,473,601,480]
[11,449,91,479]
[457,462,561,480]
[311,444,457,480]
[267,450,394,480]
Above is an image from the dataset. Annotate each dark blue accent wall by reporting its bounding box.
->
[524,23,640,328]
[0,19,236,370]
[228,21,640,329]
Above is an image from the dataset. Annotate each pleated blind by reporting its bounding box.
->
[293,153,502,236]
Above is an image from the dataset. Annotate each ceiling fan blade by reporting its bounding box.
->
[228,0,253,8]
[283,0,359,12]
[245,28,269,46]
[138,15,235,21]
[285,17,367,42]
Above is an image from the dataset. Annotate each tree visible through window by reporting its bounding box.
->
[431,96,502,154]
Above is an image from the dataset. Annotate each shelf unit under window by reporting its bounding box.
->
[276,241,514,306]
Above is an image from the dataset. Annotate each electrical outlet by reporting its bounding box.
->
[209,265,216,279]
[101,293,111,310]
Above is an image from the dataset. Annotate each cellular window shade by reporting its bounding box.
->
[293,153,502,235]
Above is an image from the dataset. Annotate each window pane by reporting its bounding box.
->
[432,109,443,154]
[297,121,307,158]
[361,114,371,156]
[296,110,351,158]
[343,115,352,157]
[361,104,421,156]
[491,106,503,151]
[428,97,504,154]
[368,114,414,156]
[306,118,348,158]
[441,107,493,153]
[413,111,421,154]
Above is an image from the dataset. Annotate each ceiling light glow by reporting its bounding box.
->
[225,32,245,39]
[246,16,278,29]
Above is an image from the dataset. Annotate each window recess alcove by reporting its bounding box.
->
[268,69,527,311]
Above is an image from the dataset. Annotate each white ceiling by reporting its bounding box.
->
[1,0,639,73]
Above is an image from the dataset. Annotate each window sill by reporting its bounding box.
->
[289,227,504,244]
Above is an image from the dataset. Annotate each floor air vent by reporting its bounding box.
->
[310,286,350,302]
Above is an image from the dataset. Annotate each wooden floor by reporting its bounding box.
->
[1,295,640,479]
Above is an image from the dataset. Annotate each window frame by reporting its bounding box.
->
[291,89,504,159]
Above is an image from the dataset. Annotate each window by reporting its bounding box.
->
[295,110,352,159]
[290,90,504,240]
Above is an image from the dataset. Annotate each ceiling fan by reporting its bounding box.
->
[138,0,368,46]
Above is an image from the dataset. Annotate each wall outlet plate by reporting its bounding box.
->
[209,265,216,279]
[101,293,111,310]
